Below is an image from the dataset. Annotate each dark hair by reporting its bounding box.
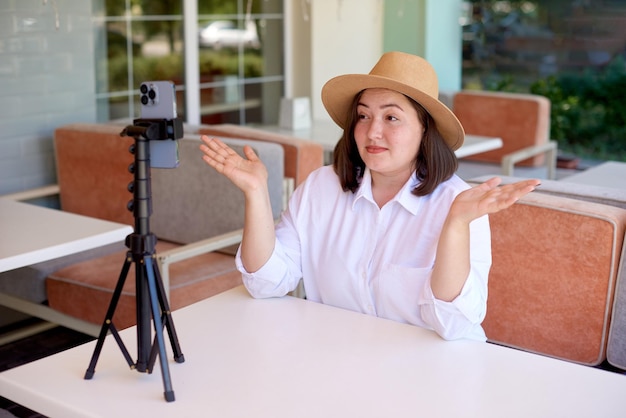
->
[332,90,458,196]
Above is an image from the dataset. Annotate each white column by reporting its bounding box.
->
[183,0,200,124]
[382,0,463,92]
[423,0,463,92]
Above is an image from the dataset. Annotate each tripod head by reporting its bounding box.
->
[121,117,184,141]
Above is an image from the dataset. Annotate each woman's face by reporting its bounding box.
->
[353,88,424,180]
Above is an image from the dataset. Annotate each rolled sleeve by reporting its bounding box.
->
[236,240,299,299]
[420,268,488,341]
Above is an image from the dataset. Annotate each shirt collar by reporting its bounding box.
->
[353,168,422,215]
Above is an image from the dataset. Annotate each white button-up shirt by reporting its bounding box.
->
[236,166,491,341]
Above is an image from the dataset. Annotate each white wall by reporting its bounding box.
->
[286,0,383,122]
[382,0,463,92]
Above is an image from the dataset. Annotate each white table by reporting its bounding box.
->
[1,286,625,418]
[256,121,503,162]
[455,134,504,158]
[0,198,133,340]
[561,161,626,190]
[0,198,132,273]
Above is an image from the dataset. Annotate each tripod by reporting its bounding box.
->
[84,118,185,402]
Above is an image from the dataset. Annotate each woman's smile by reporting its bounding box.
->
[365,145,388,154]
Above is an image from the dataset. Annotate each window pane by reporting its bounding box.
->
[247,79,283,124]
[138,1,182,16]
[253,17,283,77]
[131,21,184,87]
[462,0,626,89]
[198,0,237,15]
[251,0,282,14]
[94,0,125,17]
[96,0,283,124]
[104,22,136,93]
[98,96,130,121]
[461,0,626,161]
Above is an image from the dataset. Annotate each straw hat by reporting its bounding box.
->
[321,51,464,151]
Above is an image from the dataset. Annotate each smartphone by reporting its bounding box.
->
[139,81,180,168]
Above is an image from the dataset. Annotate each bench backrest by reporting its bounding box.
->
[54,123,284,244]
[453,90,551,166]
[482,191,626,365]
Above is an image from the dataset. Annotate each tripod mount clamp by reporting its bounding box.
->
[121,117,184,141]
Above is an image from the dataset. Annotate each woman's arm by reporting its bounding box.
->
[199,136,275,272]
[430,177,540,301]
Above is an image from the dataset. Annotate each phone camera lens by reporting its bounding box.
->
[140,95,149,105]
[140,84,148,94]
[148,89,156,100]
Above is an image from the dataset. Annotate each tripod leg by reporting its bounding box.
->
[147,262,185,371]
[109,323,134,366]
[153,259,184,363]
[144,256,176,402]
[85,255,134,379]
[135,258,152,373]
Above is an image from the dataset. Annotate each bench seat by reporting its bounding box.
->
[46,241,240,329]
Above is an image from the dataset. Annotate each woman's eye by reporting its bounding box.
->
[386,115,398,121]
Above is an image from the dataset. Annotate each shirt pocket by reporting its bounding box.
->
[376,263,432,327]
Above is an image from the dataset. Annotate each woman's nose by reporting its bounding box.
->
[367,118,383,139]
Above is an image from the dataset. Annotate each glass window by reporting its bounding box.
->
[461,0,626,90]
[93,0,284,125]
[461,0,626,161]
[197,0,283,125]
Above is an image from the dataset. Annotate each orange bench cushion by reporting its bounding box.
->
[483,192,626,365]
[55,123,135,225]
[46,241,241,330]
[453,91,550,166]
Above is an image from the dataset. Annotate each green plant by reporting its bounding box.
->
[529,57,626,162]
[198,50,263,77]
[107,51,264,92]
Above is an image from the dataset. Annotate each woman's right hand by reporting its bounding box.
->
[200,135,276,272]
[199,135,268,195]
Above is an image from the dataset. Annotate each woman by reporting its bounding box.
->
[200,52,539,341]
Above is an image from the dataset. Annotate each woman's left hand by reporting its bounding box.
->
[449,177,541,224]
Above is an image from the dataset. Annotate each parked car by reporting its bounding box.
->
[198,20,260,50]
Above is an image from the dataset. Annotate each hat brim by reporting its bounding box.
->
[321,74,464,151]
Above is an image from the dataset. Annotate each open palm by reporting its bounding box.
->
[450,177,541,223]
[199,136,268,193]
